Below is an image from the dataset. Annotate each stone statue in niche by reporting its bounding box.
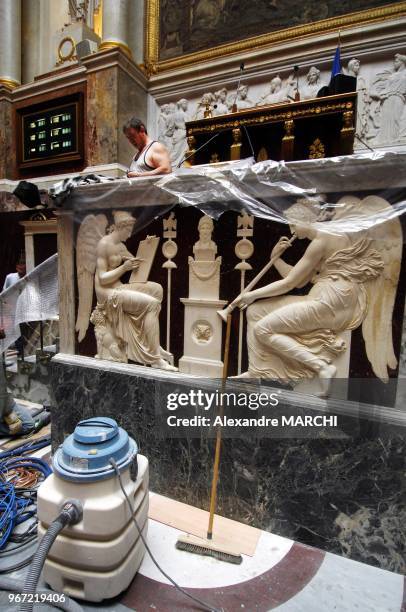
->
[214,88,229,115]
[68,0,89,23]
[346,58,370,139]
[235,197,401,395]
[179,215,227,376]
[368,53,406,145]
[75,211,176,370]
[301,66,326,100]
[258,76,286,106]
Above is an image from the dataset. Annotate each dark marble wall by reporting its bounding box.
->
[0,96,15,180]
[50,359,405,574]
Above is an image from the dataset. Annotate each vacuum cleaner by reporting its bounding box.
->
[34,417,148,602]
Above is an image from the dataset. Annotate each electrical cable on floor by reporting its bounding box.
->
[0,450,51,561]
[109,458,223,612]
[0,436,51,461]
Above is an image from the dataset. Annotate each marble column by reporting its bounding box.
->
[21,0,40,85]
[0,0,22,88]
[100,0,132,59]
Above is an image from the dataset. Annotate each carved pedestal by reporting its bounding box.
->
[178,297,227,376]
[179,218,227,376]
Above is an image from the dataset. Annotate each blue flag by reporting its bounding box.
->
[331,45,341,77]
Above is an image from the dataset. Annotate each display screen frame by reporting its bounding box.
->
[16,92,85,172]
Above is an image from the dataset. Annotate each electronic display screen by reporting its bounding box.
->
[22,102,78,162]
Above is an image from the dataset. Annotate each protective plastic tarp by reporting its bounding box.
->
[60,151,406,241]
[0,254,58,354]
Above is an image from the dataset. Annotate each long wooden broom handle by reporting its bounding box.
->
[207,312,232,540]
[218,234,296,320]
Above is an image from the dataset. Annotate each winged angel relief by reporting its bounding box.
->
[75,210,176,370]
[236,196,402,395]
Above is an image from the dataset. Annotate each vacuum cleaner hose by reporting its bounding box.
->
[19,500,83,612]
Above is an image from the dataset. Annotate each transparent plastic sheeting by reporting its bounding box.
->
[59,151,406,240]
[156,152,406,237]
[0,254,58,355]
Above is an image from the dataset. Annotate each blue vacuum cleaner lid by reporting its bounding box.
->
[53,417,138,482]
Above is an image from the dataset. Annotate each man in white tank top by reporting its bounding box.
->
[123,117,172,177]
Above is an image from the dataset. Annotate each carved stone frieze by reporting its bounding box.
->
[156,52,406,159]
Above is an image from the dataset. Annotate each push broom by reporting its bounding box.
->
[176,235,296,564]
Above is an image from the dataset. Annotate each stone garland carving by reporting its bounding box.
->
[76,211,176,371]
[234,196,401,396]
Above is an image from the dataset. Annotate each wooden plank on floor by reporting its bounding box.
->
[149,492,261,557]
[0,424,51,451]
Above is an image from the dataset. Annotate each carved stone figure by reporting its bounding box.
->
[158,103,176,151]
[196,92,215,119]
[368,53,406,144]
[214,88,229,115]
[69,0,99,26]
[75,211,176,370]
[179,215,226,376]
[158,103,170,140]
[302,66,325,100]
[171,98,189,164]
[258,76,288,106]
[190,215,220,296]
[234,84,255,110]
[236,197,401,395]
[346,58,369,138]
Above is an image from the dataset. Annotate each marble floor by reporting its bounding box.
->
[0,419,404,612]
[0,467,404,611]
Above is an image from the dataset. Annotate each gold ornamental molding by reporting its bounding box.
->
[99,40,133,60]
[56,36,77,66]
[144,1,406,74]
[144,0,160,76]
[186,94,355,136]
[0,77,20,90]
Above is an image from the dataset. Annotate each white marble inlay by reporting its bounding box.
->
[139,517,293,588]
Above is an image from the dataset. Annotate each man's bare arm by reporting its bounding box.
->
[127,142,172,177]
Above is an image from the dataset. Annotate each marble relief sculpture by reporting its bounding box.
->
[172,99,189,163]
[158,102,176,152]
[301,66,326,100]
[236,197,401,395]
[368,53,406,145]
[68,0,89,22]
[195,92,216,119]
[76,211,176,370]
[346,58,369,139]
[179,215,227,376]
[257,76,288,106]
[214,88,229,115]
[233,85,255,110]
